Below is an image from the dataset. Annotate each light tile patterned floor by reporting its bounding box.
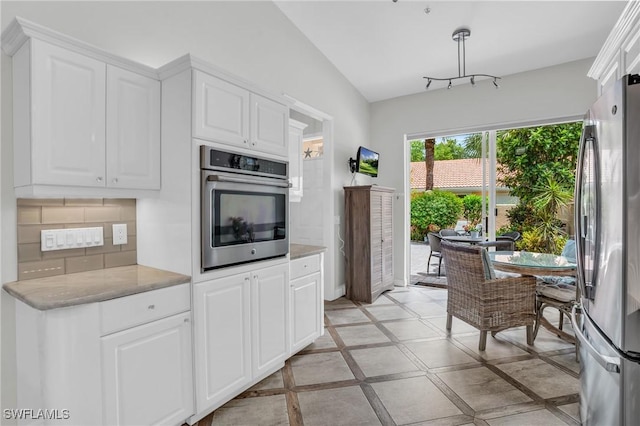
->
[196,285,581,426]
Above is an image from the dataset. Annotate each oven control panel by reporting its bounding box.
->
[201,146,287,179]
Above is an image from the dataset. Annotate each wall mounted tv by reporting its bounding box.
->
[355,146,379,177]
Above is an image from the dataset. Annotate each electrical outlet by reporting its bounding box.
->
[112,224,128,245]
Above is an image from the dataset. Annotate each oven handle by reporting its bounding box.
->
[206,174,291,188]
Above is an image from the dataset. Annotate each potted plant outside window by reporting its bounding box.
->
[464,224,481,239]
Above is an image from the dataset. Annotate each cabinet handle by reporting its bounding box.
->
[253,275,258,280]
[96,176,103,183]
[184,318,190,323]
[244,139,248,144]
[251,141,257,146]
[148,304,155,310]
[112,177,118,184]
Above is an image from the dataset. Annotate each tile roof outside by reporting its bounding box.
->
[411,159,508,191]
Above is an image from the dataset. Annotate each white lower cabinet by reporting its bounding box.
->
[101,312,193,426]
[12,283,193,426]
[251,264,289,377]
[192,262,289,419]
[193,273,252,413]
[289,254,324,355]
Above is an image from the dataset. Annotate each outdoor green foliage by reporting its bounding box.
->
[463,133,484,158]
[410,140,425,162]
[462,194,486,226]
[410,138,471,162]
[410,190,463,240]
[497,123,581,204]
[519,229,567,255]
[497,122,581,254]
[434,138,467,160]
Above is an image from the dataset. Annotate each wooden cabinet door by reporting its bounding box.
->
[106,65,160,189]
[101,312,193,426]
[370,192,384,296]
[251,263,289,377]
[193,275,252,413]
[31,40,106,186]
[381,192,394,288]
[193,71,250,148]
[290,272,322,354]
[250,93,288,157]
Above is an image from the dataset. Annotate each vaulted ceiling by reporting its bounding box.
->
[275,1,627,102]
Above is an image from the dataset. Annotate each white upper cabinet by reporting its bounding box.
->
[26,40,107,187]
[106,65,161,189]
[193,71,250,147]
[4,20,161,197]
[193,70,288,157]
[250,93,288,156]
[589,1,640,94]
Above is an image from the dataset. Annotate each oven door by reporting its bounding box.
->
[202,171,289,270]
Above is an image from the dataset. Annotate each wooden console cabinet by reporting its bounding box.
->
[344,185,394,303]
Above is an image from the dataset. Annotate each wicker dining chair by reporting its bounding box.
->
[533,240,578,342]
[441,241,537,351]
[426,232,444,276]
[439,229,457,237]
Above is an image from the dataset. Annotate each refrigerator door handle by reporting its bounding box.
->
[571,306,620,373]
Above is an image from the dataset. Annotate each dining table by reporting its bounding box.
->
[488,250,577,276]
[441,235,486,245]
[488,250,578,343]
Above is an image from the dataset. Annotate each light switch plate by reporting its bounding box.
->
[112,224,128,245]
[41,227,104,252]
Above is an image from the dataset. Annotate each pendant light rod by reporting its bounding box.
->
[423,27,501,89]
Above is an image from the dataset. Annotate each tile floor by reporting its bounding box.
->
[195,285,581,426]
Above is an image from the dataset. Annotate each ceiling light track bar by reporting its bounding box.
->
[423,27,501,90]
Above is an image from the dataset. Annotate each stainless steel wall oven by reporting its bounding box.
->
[201,146,289,270]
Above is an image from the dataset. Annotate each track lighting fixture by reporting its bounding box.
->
[423,28,501,90]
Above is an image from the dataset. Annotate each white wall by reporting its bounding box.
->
[370,58,598,285]
[0,0,370,413]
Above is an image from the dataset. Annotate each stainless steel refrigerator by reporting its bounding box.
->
[573,74,640,425]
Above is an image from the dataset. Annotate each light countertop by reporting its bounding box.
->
[290,243,326,259]
[3,265,190,311]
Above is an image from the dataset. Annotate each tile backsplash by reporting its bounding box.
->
[17,198,137,280]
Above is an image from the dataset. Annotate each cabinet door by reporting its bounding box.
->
[598,56,621,97]
[290,272,321,354]
[106,65,160,189]
[381,192,394,288]
[193,275,251,413]
[31,40,106,186]
[251,263,289,377]
[623,21,640,76]
[193,71,250,148]
[102,312,193,426]
[250,93,288,157]
[370,192,384,296]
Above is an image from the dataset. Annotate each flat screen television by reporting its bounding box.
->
[356,146,379,177]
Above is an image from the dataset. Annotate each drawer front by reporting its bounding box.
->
[290,255,321,280]
[100,284,190,335]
